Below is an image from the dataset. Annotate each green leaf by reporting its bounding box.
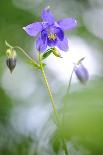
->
[42,49,52,60]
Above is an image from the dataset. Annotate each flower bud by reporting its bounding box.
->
[6,48,16,73]
[52,47,62,58]
[74,64,89,84]
[6,58,16,73]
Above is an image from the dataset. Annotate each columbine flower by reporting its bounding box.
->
[74,63,89,84]
[23,7,77,52]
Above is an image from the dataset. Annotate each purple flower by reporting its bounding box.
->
[23,7,77,52]
[74,64,89,84]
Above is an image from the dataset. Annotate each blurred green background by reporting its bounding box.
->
[0,0,103,155]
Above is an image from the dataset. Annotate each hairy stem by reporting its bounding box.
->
[39,54,69,155]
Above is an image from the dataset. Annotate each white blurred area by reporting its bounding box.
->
[83,9,103,39]
[12,0,82,18]
[1,61,36,100]
[89,0,103,8]
[10,104,51,136]
[45,37,102,84]
[83,0,103,40]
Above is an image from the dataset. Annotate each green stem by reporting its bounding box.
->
[39,54,69,155]
[14,46,40,68]
[66,67,74,95]
[39,54,58,120]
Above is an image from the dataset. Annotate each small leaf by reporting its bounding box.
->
[42,49,52,60]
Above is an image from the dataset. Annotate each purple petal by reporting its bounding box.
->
[41,7,54,25]
[47,38,57,47]
[57,18,77,30]
[23,22,42,37]
[57,37,69,51]
[55,27,64,41]
[41,30,47,43]
[36,37,47,52]
[42,22,49,29]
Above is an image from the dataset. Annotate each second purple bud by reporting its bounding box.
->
[74,63,89,84]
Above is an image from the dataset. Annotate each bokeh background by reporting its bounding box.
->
[0,0,103,155]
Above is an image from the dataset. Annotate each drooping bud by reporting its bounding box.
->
[52,47,62,58]
[6,48,16,73]
[74,63,89,84]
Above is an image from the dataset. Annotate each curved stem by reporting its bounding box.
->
[39,54,69,155]
[5,41,39,68]
[66,67,74,95]
[14,46,40,68]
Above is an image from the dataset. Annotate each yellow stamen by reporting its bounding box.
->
[48,33,56,40]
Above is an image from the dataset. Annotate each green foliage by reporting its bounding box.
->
[61,78,103,155]
[51,130,62,154]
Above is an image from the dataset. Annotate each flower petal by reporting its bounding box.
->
[42,22,49,29]
[23,22,42,37]
[41,7,54,25]
[57,36,69,51]
[47,38,57,47]
[41,30,47,43]
[36,37,47,52]
[57,18,77,30]
[55,27,64,41]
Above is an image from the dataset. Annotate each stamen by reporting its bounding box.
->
[48,33,56,40]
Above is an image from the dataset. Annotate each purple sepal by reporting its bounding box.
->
[36,37,47,52]
[56,37,69,51]
[57,18,77,30]
[41,7,54,25]
[23,22,42,37]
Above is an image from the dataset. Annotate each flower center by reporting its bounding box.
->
[48,33,56,40]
